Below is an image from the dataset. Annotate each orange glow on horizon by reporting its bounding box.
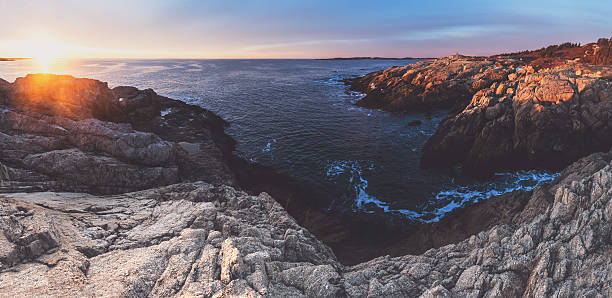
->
[19,38,64,73]
[36,57,52,73]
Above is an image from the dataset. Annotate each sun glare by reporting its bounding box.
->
[23,39,63,73]
[35,56,53,73]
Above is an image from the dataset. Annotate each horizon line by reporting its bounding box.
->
[3,56,439,60]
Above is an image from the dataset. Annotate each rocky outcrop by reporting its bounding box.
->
[347,38,612,176]
[1,148,610,297]
[421,65,612,176]
[10,74,121,121]
[593,38,612,65]
[347,56,514,112]
[0,74,236,194]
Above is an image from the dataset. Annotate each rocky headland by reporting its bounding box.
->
[347,55,513,112]
[1,36,611,298]
[0,74,238,194]
[348,38,612,177]
[422,64,612,176]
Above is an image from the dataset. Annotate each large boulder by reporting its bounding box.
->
[593,37,612,65]
[7,74,163,128]
[0,74,237,194]
[112,86,161,130]
[421,65,612,176]
[9,74,120,121]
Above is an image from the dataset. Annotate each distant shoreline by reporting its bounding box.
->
[318,57,434,60]
[0,58,31,61]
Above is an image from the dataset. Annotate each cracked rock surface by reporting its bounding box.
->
[421,65,612,176]
[0,183,340,297]
[1,149,610,297]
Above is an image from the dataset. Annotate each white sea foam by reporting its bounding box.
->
[418,170,560,222]
[347,91,367,104]
[326,160,411,216]
[326,159,559,223]
[161,108,172,117]
[418,129,434,136]
[262,139,276,153]
[321,75,345,87]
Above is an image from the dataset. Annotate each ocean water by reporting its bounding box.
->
[0,59,558,222]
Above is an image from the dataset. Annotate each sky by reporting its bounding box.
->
[1,0,611,59]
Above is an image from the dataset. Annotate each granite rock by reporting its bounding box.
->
[421,65,612,176]
[1,150,610,297]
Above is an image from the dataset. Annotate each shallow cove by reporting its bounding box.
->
[1,58,557,223]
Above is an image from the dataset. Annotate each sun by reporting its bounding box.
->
[23,39,63,73]
[35,54,55,73]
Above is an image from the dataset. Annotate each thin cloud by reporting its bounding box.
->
[396,25,522,41]
[243,39,371,52]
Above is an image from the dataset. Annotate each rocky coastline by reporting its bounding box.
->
[1,135,610,296]
[319,57,431,60]
[0,74,421,267]
[1,36,611,298]
[348,38,612,177]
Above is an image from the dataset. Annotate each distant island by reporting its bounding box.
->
[319,56,433,60]
[0,58,31,61]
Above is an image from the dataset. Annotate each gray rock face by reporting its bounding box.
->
[421,65,612,176]
[0,183,341,297]
[1,150,610,297]
[0,74,236,194]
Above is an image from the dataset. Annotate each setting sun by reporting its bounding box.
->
[22,39,63,73]
[35,57,53,73]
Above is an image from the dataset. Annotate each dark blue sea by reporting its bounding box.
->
[0,59,558,222]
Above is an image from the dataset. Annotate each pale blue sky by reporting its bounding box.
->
[1,0,610,58]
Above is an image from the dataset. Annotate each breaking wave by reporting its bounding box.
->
[326,160,559,223]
